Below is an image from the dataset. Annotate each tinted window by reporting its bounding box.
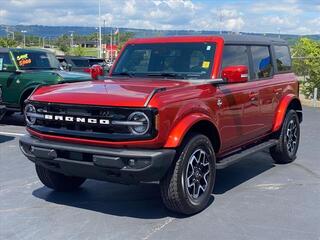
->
[274,45,291,72]
[12,51,60,70]
[113,42,216,79]
[0,53,13,71]
[71,59,90,67]
[222,45,249,69]
[251,46,272,79]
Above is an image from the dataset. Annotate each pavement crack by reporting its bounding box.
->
[292,162,320,179]
[141,217,174,240]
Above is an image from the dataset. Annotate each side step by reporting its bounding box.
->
[216,139,278,169]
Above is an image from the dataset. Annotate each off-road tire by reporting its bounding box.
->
[36,164,86,191]
[160,133,216,215]
[270,109,300,164]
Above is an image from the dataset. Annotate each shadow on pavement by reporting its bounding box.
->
[32,152,274,219]
[0,113,25,126]
[0,134,15,143]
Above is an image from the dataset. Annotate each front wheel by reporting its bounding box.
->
[36,164,86,192]
[270,109,300,164]
[160,133,216,215]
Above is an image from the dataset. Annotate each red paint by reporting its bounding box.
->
[27,36,301,154]
[221,65,248,83]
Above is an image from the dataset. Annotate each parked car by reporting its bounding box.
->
[0,85,5,120]
[57,56,109,73]
[20,35,302,215]
[0,48,92,114]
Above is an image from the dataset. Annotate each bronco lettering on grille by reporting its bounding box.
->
[44,114,110,125]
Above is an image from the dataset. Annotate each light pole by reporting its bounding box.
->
[21,30,27,48]
[69,31,74,48]
[98,0,102,58]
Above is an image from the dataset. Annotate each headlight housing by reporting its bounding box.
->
[127,112,150,135]
[24,104,37,125]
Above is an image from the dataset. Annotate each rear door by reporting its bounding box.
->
[249,45,275,135]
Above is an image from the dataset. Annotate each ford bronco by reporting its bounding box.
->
[20,35,302,214]
[0,48,92,115]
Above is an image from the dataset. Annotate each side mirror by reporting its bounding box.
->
[67,64,72,71]
[2,64,16,72]
[90,65,104,80]
[221,65,248,83]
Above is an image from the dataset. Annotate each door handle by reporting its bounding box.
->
[249,92,259,101]
[273,88,283,94]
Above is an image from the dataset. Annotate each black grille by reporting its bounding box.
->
[29,102,157,141]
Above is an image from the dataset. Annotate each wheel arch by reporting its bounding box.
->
[272,94,302,132]
[164,114,221,153]
[19,85,39,110]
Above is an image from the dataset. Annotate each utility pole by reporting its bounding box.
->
[98,0,102,58]
[21,30,27,48]
[69,31,74,48]
[42,37,45,48]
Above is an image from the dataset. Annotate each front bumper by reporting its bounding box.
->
[19,135,176,184]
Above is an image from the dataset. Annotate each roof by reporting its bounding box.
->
[127,34,288,45]
[221,34,287,45]
[0,48,53,53]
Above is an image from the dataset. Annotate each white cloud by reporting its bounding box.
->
[251,2,303,15]
[1,0,319,35]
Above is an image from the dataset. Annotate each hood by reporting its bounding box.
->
[30,77,191,107]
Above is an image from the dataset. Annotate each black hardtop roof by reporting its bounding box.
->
[220,34,288,45]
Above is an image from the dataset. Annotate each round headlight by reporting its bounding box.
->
[25,104,36,125]
[128,112,150,135]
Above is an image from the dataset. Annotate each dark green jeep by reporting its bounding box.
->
[0,48,92,114]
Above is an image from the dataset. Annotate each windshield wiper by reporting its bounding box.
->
[147,72,186,79]
[112,72,134,78]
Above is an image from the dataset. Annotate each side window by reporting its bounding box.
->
[274,45,292,72]
[0,53,13,71]
[222,45,249,69]
[251,46,272,79]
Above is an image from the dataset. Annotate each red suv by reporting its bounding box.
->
[20,35,302,214]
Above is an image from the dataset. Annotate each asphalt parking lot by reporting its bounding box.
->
[0,107,319,240]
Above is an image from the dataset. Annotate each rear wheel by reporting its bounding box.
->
[160,133,216,215]
[36,164,86,192]
[270,110,300,164]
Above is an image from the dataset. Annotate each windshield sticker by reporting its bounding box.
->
[0,58,3,70]
[206,46,211,51]
[16,54,32,67]
[202,61,210,69]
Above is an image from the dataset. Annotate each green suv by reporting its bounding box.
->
[0,48,92,114]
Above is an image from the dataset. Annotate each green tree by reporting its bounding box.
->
[292,38,320,100]
[0,38,18,47]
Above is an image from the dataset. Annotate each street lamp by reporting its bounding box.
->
[21,30,27,48]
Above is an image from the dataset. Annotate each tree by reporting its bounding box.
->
[0,38,18,47]
[292,38,320,100]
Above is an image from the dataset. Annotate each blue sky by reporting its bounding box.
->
[1,0,319,34]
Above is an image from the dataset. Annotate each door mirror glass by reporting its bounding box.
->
[222,65,248,83]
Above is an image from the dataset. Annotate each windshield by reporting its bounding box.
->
[112,42,216,79]
[12,51,60,70]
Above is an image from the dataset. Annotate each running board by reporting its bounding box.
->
[216,139,278,169]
